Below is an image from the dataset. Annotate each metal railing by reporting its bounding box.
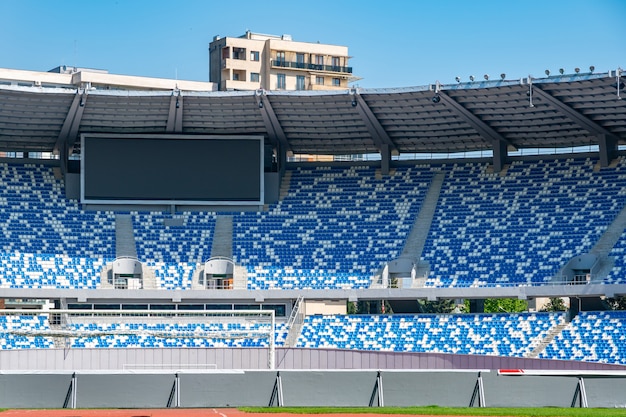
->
[271,60,352,73]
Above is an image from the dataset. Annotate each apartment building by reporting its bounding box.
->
[209,31,355,91]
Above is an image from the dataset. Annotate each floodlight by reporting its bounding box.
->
[500,73,506,80]
[431,94,441,103]
[545,70,550,76]
[455,76,461,83]
[484,74,489,80]
[575,67,580,73]
[589,65,595,73]
[559,68,565,75]
[469,75,475,81]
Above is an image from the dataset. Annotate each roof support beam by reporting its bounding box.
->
[598,133,619,167]
[54,89,87,174]
[255,90,290,153]
[437,91,514,172]
[351,90,398,162]
[532,86,619,167]
[380,144,391,176]
[165,90,183,132]
[532,85,616,137]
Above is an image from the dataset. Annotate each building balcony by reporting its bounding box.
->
[271,60,352,74]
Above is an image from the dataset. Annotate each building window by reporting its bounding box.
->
[250,51,260,61]
[250,72,260,82]
[332,56,340,67]
[316,55,324,66]
[277,73,286,90]
[233,73,240,81]
[276,51,286,66]
[332,78,340,87]
[233,47,246,60]
[296,53,305,68]
[315,76,324,85]
[296,75,305,90]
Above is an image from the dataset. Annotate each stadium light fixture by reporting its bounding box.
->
[527,76,534,108]
[469,75,475,82]
[455,76,461,83]
[545,69,550,76]
[431,81,442,103]
[484,74,489,80]
[615,67,623,99]
[559,68,565,75]
[575,67,580,74]
[500,73,506,80]
[589,65,595,73]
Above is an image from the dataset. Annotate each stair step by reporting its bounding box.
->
[211,216,233,259]
[526,321,569,358]
[115,214,137,258]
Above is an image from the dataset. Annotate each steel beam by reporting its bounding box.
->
[54,89,87,174]
[255,91,290,152]
[437,91,513,171]
[166,90,183,133]
[351,90,397,155]
[533,85,617,137]
[437,91,513,150]
[533,85,620,167]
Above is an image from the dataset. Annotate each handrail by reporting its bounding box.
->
[270,60,352,74]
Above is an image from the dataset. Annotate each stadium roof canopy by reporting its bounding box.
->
[0,67,624,168]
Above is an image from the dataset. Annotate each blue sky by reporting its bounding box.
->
[1,0,624,88]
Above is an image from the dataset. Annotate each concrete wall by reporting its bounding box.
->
[1,370,625,409]
[303,300,347,315]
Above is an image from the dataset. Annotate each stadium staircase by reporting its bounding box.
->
[374,171,445,290]
[586,202,626,281]
[115,214,138,258]
[279,170,292,200]
[525,321,569,359]
[284,295,305,347]
[100,214,157,290]
[100,214,137,289]
[212,215,249,289]
[191,215,242,289]
[402,171,446,280]
[210,215,233,258]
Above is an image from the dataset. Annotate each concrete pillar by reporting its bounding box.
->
[380,144,390,176]
[492,140,508,173]
[598,134,618,167]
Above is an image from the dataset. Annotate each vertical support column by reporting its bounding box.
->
[269,311,276,370]
[63,372,76,409]
[598,134,618,167]
[278,145,287,177]
[469,299,485,313]
[167,373,180,408]
[268,371,284,407]
[571,377,588,408]
[71,372,77,409]
[469,371,485,407]
[492,140,508,173]
[380,144,390,176]
[369,370,384,407]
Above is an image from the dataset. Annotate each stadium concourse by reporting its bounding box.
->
[0,66,625,407]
